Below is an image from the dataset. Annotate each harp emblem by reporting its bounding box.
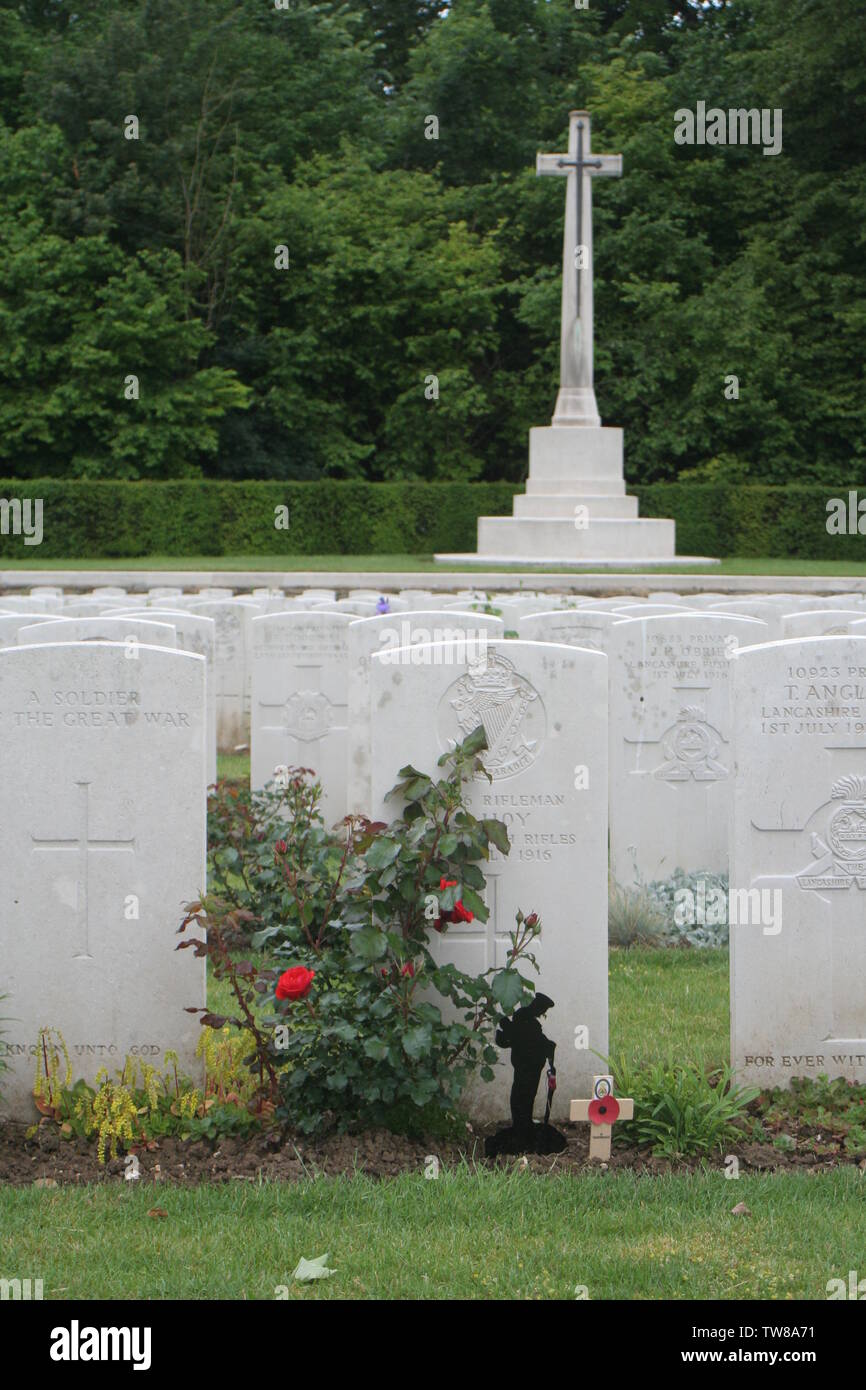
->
[446,652,543,779]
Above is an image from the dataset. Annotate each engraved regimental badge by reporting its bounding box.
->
[439,651,545,779]
[653,705,729,783]
[797,775,866,891]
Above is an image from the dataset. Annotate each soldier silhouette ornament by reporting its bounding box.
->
[484,993,568,1156]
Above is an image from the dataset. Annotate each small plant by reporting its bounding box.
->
[31,1027,261,1161]
[608,876,668,947]
[33,1026,72,1113]
[609,1054,759,1157]
[754,1075,866,1157]
[645,868,730,948]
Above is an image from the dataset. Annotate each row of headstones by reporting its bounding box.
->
[246,600,866,1114]
[7,588,866,767]
[245,594,866,884]
[0,587,500,754]
[2,604,865,1122]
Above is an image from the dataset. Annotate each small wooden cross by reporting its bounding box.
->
[570,1075,633,1161]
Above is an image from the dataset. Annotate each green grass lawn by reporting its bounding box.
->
[4,553,866,576]
[1,1167,861,1300]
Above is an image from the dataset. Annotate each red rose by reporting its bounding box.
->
[439,878,457,890]
[275,966,315,1001]
[525,912,539,929]
[452,899,474,924]
[274,839,288,855]
[401,962,415,978]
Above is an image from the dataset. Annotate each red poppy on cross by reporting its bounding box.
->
[570,1074,634,1161]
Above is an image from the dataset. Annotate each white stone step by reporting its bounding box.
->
[525,476,627,497]
[529,425,623,474]
[476,516,676,560]
[513,493,638,520]
[529,453,625,482]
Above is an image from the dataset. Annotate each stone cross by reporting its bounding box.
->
[570,1074,633,1161]
[31,780,135,961]
[536,110,622,428]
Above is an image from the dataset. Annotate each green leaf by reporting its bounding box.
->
[401,776,433,801]
[460,725,488,757]
[365,837,402,870]
[491,970,524,1011]
[402,1024,432,1060]
[350,926,388,961]
[459,886,488,921]
[482,819,510,855]
[363,1038,388,1061]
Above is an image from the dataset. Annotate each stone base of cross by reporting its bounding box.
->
[570,1074,633,1162]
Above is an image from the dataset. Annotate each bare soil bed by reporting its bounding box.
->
[0,1118,857,1186]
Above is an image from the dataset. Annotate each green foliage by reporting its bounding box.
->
[2,478,864,559]
[610,1055,759,1158]
[645,868,731,949]
[755,1075,866,1158]
[0,479,518,557]
[607,878,668,948]
[0,0,862,483]
[188,732,544,1135]
[31,1032,261,1161]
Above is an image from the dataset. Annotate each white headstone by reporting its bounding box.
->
[17,617,177,647]
[613,603,697,617]
[113,610,217,785]
[250,612,352,821]
[518,608,623,651]
[0,596,52,613]
[707,599,784,636]
[62,596,132,616]
[781,610,865,639]
[346,610,506,815]
[0,642,206,1118]
[730,636,866,1088]
[147,587,184,602]
[312,599,381,617]
[369,638,608,1119]
[0,614,55,645]
[185,599,261,748]
[608,613,767,885]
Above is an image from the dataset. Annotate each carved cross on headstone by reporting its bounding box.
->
[570,1073,634,1161]
[536,110,622,428]
[31,781,135,960]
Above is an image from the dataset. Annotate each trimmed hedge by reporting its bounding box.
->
[0,481,518,559]
[0,479,864,559]
[634,484,866,560]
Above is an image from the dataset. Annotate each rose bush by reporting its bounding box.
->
[183,727,542,1136]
